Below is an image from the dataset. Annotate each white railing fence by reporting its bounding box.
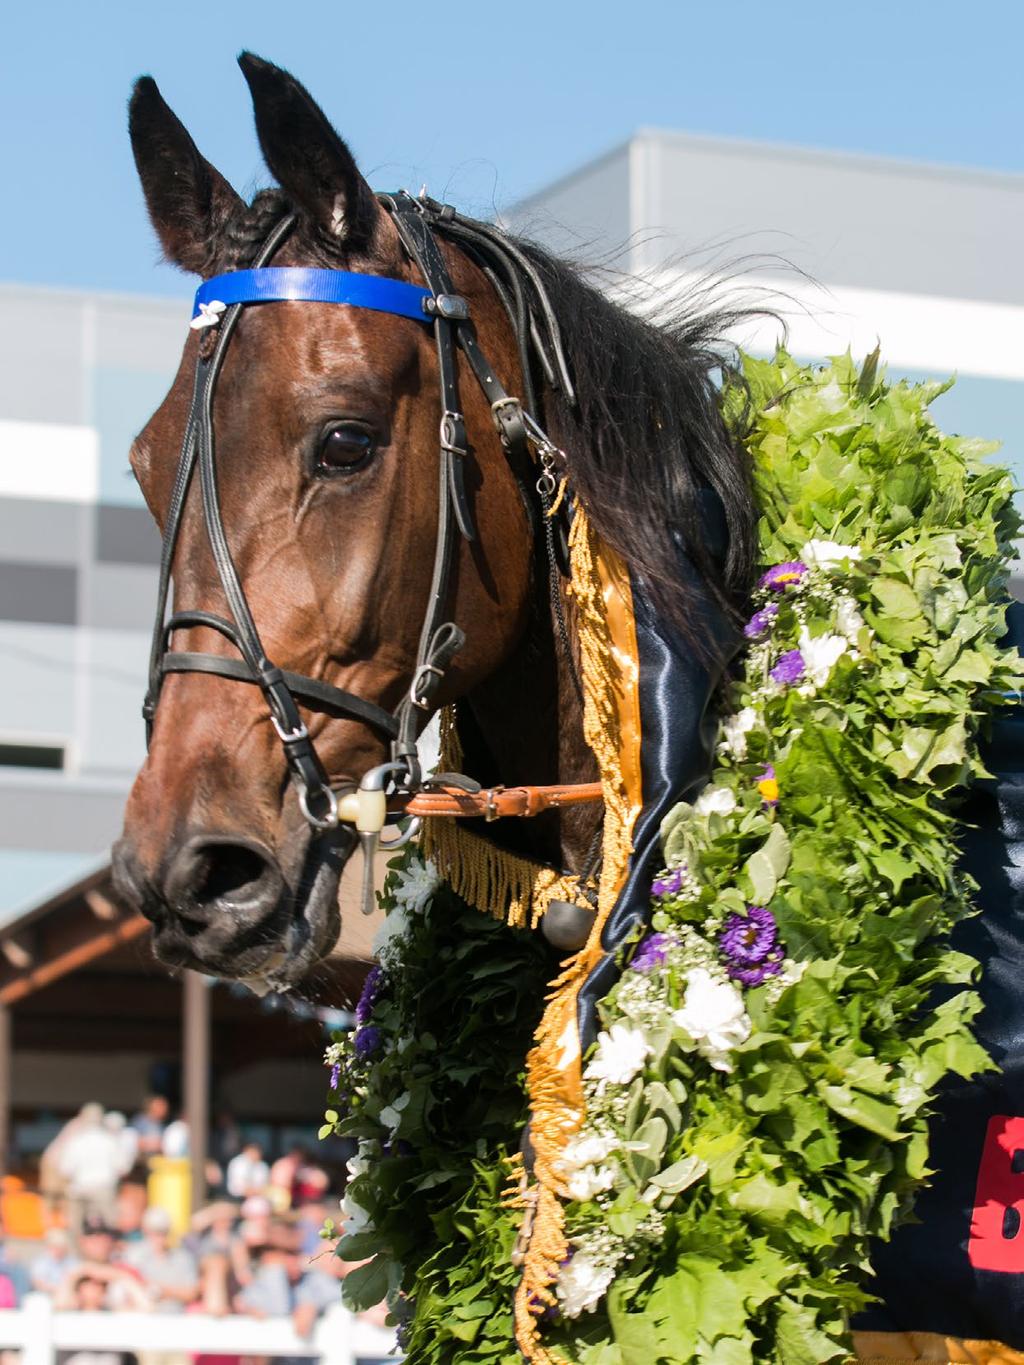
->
[0,1293,401,1365]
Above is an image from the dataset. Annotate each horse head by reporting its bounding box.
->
[112,55,754,992]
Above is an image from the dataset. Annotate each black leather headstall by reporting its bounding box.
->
[143,192,574,832]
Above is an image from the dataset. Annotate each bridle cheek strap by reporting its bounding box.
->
[143,196,591,840]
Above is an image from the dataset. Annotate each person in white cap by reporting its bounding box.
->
[123,1206,197,1311]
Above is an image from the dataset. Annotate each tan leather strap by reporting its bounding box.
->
[394,782,604,820]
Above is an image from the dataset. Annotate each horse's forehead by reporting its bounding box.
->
[230,294,423,394]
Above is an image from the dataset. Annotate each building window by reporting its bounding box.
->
[0,741,66,771]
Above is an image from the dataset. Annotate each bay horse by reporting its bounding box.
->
[110,53,1024,1364]
[111,53,754,993]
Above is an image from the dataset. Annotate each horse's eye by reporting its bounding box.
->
[315,423,376,474]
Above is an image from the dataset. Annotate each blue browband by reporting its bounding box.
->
[192,267,433,324]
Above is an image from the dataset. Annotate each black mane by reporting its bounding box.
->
[224,191,758,647]
[436,213,759,647]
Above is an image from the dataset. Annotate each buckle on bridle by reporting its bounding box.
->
[423,293,469,321]
[410,663,444,710]
[271,714,310,744]
[439,410,467,456]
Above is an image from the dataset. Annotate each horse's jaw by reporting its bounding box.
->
[111,822,358,992]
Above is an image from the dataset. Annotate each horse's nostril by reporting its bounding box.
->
[194,844,268,905]
[164,835,283,918]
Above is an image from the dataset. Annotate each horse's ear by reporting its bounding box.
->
[238,52,380,250]
[129,77,244,275]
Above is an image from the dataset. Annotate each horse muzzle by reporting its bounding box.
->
[110,823,357,988]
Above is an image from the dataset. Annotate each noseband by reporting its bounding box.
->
[144,190,581,846]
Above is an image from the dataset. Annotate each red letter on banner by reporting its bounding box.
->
[968,1114,1024,1272]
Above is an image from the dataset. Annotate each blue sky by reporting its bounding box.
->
[2,0,1021,298]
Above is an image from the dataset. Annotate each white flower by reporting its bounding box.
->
[673,967,751,1073]
[556,1249,616,1318]
[801,538,862,568]
[346,1145,373,1182]
[835,597,866,643]
[584,1023,652,1087]
[558,1133,619,1172]
[340,1186,373,1234]
[798,628,849,687]
[693,785,736,817]
[719,707,758,759]
[372,904,410,966]
[565,1164,616,1201]
[391,856,439,914]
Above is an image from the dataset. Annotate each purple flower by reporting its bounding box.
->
[770,649,805,685]
[329,1063,341,1090]
[354,1025,382,1059]
[719,906,785,986]
[726,955,784,987]
[759,561,808,592]
[630,932,675,973]
[720,905,778,965]
[355,964,383,1027]
[651,867,685,898]
[744,603,779,639]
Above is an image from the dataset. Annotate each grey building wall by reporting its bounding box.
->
[0,285,184,923]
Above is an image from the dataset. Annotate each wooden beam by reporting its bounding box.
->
[84,889,120,922]
[1,932,36,970]
[0,914,149,1006]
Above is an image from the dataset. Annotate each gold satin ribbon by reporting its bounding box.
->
[853,1332,1024,1364]
[513,510,644,1363]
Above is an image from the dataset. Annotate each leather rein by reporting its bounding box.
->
[143,190,602,847]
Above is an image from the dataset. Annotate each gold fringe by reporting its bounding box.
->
[513,506,643,1364]
[420,708,588,929]
[546,476,568,519]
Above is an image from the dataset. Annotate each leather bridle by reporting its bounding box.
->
[143,190,596,856]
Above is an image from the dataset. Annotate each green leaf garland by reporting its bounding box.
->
[320,349,1022,1364]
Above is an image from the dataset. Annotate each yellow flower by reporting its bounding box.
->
[757,776,780,804]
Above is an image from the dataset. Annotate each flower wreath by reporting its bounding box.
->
[322,349,1021,1365]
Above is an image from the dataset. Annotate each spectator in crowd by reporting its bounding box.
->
[59,1106,130,1234]
[130,1095,169,1157]
[225,1142,268,1200]
[293,1158,329,1208]
[76,1215,135,1287]
[188,1201,252,1296]
[294,1196,328,1259]
[0,1236,28,1307]
[268,1146,304,1211]
[53,1259,151,1312]
[123,1206,198,1312]
[105,1112,139,1176]
[30,1226,79,1294]
[291,1248,344,1338]
[53,1266,145,1365]
[39,1102,97,1219]
[161,1115,189,1159]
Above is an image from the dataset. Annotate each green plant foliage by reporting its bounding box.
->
[321,350,1021,1364]
[324,874,552,1344]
